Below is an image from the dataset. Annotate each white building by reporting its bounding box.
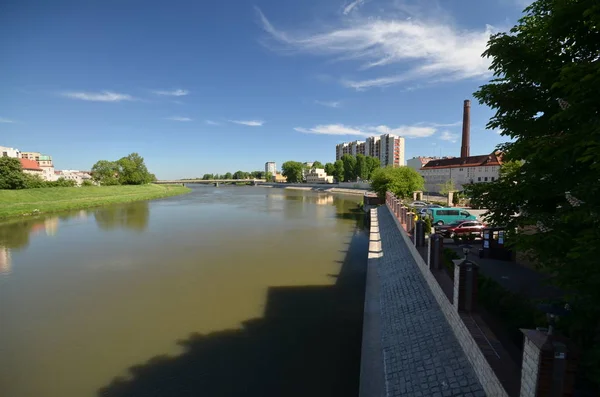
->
[336,134,404,167]
[1,146,21,158]
[55,170,93,185]
[419,151,503,192]
[305,168,334,184]
[265,162,276,175]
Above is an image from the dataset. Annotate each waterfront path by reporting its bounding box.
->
[364,206,485,397]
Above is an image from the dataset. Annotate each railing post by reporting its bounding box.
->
[453,259,479,313]
[415,220,425,247]
[428,234,443,271]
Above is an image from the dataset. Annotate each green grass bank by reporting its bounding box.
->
[0,184,191,220]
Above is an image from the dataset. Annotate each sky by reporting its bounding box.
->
[0,0,532,179]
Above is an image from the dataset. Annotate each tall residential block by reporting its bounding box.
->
[335,134,404,167]
[265,162,276,175]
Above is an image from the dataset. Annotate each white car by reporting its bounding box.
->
[410,201,429,208]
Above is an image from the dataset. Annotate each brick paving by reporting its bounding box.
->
[376,206,486,397]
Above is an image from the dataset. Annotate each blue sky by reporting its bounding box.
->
[1,0,530,179]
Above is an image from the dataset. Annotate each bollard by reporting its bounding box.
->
[407,212,414,233]
[415,220,425,247]
[428,234,443,271]
[400,206,406,224]
[453,259,478,313]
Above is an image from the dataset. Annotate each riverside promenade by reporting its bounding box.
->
[360,206,485,397]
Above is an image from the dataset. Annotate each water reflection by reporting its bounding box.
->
[94,201,150,232]
[0,247,10,275]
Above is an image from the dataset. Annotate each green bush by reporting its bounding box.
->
[424,216,432,234]
[81,180,94,187]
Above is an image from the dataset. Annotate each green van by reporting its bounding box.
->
[426,207,477,225]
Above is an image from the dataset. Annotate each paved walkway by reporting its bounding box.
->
[376,207,485,397]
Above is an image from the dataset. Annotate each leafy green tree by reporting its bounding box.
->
[23,174,46,189]
[224,172,232,179]
[264,171,273,182]
[469,0,600,384]
[324,162,335,176]
[370,166,424,199]
[439,179,456,196]
[91,160,120,185]
[82,180,94,187]
[355,154,368,181]
[365,156,381,180]
[312,161,324,169]
[202,174,213,180]
[0,157,27,189]
[50,177,77,188]
[117,153,153,185]
[333,160,344,182]
[281,161,304,183]
[341,154,357,182]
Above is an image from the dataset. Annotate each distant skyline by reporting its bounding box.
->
[0,0,529,179]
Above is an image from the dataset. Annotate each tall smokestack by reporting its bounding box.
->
[460,99,471,158]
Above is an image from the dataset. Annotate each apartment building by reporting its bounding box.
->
[265,162,276,175]
[1,146,21,158]
[419,151,502,192]
[336,134,404,167]
[305,168,334,184]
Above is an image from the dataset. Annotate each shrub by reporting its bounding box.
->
[81,180,94,187]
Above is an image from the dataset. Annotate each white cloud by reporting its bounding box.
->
[0,117,15,123]
[166,116,192,122]
[153,89,189,96]
[257,6,495,90]
[294,123,436,138]
[439,130,459,143]
[63,91,136,102]
[315,100,342,108]
[343,0,365,15]
[205,120,221,125]
[230,120,264,126]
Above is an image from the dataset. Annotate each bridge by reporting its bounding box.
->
[155,179,266,186]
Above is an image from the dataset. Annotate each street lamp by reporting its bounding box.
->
[537,303,571,335]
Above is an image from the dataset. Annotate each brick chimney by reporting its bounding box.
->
[461,100,471,158]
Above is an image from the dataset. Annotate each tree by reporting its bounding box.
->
[370,166,424,199]
[91,160,120,185]
[312,161,324,169]
[324,162,335,176]
[264,171,273,182]
[224,172,232,179]
[341,154,357,182]
[365,156,381,180]
[202,174,213,180]
[116,153,153,185]
[333,160,344,183]
[469,0,600,385]
[438,179,456,196]
[0,157,27,189]
[281,161,303,183]
[355,154,368,181]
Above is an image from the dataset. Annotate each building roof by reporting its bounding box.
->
[20,158,42,171]
[422,151,502,170]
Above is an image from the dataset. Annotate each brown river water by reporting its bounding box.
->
[0,186,368,397]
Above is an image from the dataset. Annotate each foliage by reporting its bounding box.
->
[341,154,357,182]
[224,172,232,179]
[333,160,344,182]
[324,162,335,176]
[312,161,324,169]
[370,166,424,199]
[470,0,600,385]
[23,174,47,189]
[202,174,213,180]
[264,171,273,182]
[281,161,304,183]
[117,153,153,185]
[232,170,248,180]
[91,160,120,185]
[355,154,368,181]
[452,191,461,205]
[438,179,455,196]
[365,156,380,180]
[0,157,27,189]
[424,216,432,234]
[82,180,94,187]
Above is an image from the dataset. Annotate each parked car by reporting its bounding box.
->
[435,220,485,238]
[410,201,429,208]
[425,207,477,225]
[418,204,442,217]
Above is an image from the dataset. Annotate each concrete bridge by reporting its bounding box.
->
[155,179,265,186]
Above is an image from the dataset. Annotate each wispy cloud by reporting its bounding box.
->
[63,91,136,102]
[205,120,221,125]
[152,89,189,97]
[257,6,495,90]
[422,121,462,128]
[0,117,15,123]
[343,0,365,15]
[314,100,342,108]
[294,123,436,138]
[439,130,459,143]
[166,116,192,122]
[230,120,264,127]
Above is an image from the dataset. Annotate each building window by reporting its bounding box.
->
[478,177,481,182]
[484,177,488,181]
[2,152,6,157]
[459,168,463,171]
[491,177,495,181]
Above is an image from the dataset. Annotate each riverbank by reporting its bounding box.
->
[0,184,190,220]
[258,183,370,196]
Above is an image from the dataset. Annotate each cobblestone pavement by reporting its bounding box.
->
[376,207,486,397]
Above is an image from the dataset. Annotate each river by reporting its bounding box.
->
[0,186,368,397]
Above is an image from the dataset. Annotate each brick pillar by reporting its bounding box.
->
[519,330,578,397]
[395,199,400,217]
[453,259,478,312]
[407,212,414,233]
[428,234,443,271]
[401,206,407,224]
[415,220,425,247]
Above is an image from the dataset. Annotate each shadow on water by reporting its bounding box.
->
[94,201,149,232]
[97,205,368,397]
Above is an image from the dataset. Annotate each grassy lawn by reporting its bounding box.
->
[0,184,191,220]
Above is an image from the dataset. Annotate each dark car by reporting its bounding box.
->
[436,220,485,238]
